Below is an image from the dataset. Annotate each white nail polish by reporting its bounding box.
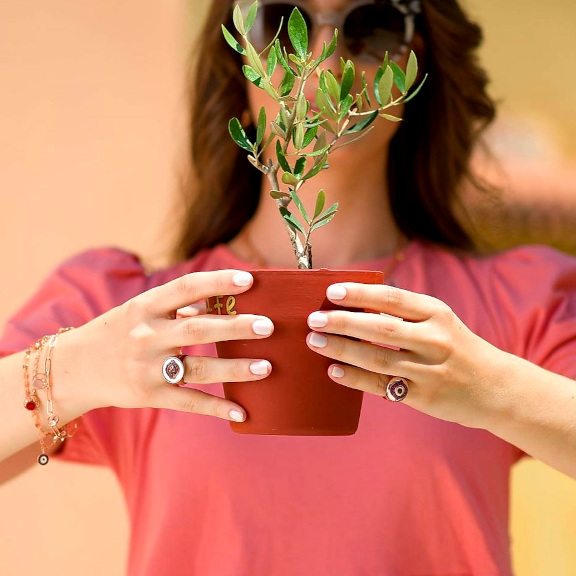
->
[331,366,345,378]
[233,271,253,287]
[229,409,245,422]
[309,333,328,348]
[252,318,274,336]
[250,360,271,375]
[308,312,328,328]
[327,284,347,300]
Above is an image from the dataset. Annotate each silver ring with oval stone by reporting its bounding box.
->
[385,377,409,402]
[162,356,185,385]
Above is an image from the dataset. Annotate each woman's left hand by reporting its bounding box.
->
[306,282,513,430]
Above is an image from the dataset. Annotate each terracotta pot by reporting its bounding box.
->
[208,269,384,435]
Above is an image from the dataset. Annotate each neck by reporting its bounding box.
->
[230,148,401,268]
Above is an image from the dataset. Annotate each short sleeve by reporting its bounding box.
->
[0,247,148,466]
[490,246,576,379]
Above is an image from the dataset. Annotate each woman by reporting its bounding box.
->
[1,0,575,574]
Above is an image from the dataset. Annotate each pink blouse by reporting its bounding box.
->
[2,241,576,575]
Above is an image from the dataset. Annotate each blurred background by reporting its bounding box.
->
[1,0,575,574]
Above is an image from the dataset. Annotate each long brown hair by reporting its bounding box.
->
[172,0,496,262]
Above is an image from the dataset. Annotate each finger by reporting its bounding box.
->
[327,363,415,404]
[151,386,248,422]
[159,314,274,349]
[307,310,428,353]
[326,283,450,322]
[176,302,205,318]
[306,332,418,378]
[182,356,272,385]
[137,270,254,317]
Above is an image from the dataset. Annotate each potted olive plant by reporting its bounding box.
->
[209,1,425,435]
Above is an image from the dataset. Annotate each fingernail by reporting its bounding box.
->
[250,360,271,375]
[327,284,347,300]
[252,318,274,336]
[233,271,253,287]
[308,311,328,328]
[308,333,328,348]
[229,409,245,422]
[330,365,345,378]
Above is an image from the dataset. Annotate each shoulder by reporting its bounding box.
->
[474,244,576,300]
[46,246,150,307]
[55,246,146,276]
[57,244,232,292]
[408,242,576,354]
[416,242,576,296]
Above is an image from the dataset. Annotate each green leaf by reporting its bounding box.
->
[345,110,378,134]
[280,207,306,235]
[288,53,300,64]
[305,144,330,157]
[380,113,402,122]
[288,7,308,59]
[271,120,287,139]
[318,30,338,63]
[373,67,384,106]
[390,61,406,94]
[315,88,337,119]
[293,123,305,149]
[221,25,246,55]
[313,132,327,152]
[311,213,337,232]
[261,80,278,99]
[340,60,355,101]
[244,1,258,34]
[338,93,354,122]
[303,154,328,179]
[245,42,265,76]
[258,19,285,55]
[278,69,296,96]
[402,74,428,103]
[313,190,326,220]
[381,52,390,71]
[311,203,338,231]
[242,64,262,87]
[295,93,308,121]
[256,107,266,146]
[279,104,289,129]
[290,189,309,223]
[228,118,253,152]
[405,50,418,91]
[275,40,291,71]
[270,189,291,200]
[293,157,307,177]
[302,125,318,148]
[360,72,371,107]
[303,118,323,128]
[232,4,246,36]
[276,140,291,172]
[320,70,340,104]
[376,66,394,107]
[282,172,299,186]
[316,202,338,221]
[266,47,278,77]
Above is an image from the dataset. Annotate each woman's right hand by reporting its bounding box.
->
[54,270,273,423]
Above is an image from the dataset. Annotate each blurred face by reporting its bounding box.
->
[243,0,421,166]
[249,0,418,64]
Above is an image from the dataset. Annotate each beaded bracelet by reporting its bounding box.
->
[23,328,76,465]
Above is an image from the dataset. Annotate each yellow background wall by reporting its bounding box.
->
[0,1,574,574]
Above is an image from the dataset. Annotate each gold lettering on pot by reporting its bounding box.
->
[205,296,237,315]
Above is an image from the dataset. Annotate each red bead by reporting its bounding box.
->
[24,399,37,411]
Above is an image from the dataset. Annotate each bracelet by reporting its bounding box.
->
[23,328,76,465]
[23,342,49,464]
